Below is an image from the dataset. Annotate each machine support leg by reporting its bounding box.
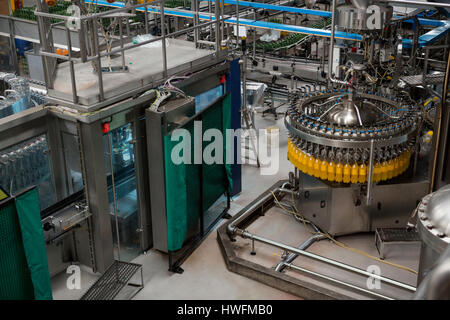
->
[251,237,256,255]
[366,139,375,206]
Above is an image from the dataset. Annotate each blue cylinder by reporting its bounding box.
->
[15,39,32,57]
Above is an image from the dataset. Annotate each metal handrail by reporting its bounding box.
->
[35,0,227,105]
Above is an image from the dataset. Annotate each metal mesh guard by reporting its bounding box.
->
[81,260,142,300]
[401,73,445,86]
[377,228,421,243]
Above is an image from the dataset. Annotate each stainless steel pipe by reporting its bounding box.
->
[366,139,375,206]
[286,262,394,300]
[226,183,291,235]
[379,0,450,9]
[327,0,337,87]
[274,233,326,272]
[240,229,416,292]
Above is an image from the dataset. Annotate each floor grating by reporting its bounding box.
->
[81,260,143,300]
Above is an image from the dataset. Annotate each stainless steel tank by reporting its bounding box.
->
[416,185,450,284]
[336,2,393,31]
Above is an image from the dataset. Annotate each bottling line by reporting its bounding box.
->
[0,0,449,301]
[219,0,450,300]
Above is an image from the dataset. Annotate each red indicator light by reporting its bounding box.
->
[102,122,110,134]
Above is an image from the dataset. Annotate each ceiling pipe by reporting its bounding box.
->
[378,0,450,9]
[327,0,349,87]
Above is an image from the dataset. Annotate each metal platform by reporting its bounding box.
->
[80,260,144,300]
[401,73,445,86]
[48,39,220,111]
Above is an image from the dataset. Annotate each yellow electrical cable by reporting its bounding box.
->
[269,190,303,218]
[269,190,418,275]
[320,233,418,275]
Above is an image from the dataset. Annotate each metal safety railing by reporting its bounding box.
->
[34,0,230,105]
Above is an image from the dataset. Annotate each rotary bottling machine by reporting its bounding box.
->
[221,0,450,300]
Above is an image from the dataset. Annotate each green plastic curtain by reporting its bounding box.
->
[164,94,232,251]
[15,188,53,300]
[0,188,52,300]
[0,198,35,300]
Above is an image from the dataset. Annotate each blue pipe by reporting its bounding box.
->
[401,18,450,48]
[83,0,361,41]
[203,0,332,17]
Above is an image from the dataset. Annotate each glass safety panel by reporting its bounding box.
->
[0,135,56,211]
[195,85,223,113]
[61,132,83,194]
[104,123,141,262]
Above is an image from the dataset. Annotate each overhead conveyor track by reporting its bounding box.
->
[83,0,363,41]
[83,0,450,46]
[0,0,448,53]
[3,0,448,47]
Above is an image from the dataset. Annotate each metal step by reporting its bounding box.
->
[81,260,144,300]
[376,228,421,243]
[375,228,421,260]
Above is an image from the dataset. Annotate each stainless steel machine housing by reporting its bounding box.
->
[297,172,429,236]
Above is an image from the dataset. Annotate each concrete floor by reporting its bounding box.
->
[51,105,421,300]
